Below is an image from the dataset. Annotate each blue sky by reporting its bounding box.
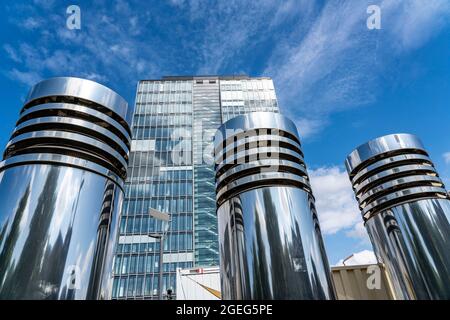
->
[1,0,449,265]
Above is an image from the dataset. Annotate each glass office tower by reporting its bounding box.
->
[112,75,279,299]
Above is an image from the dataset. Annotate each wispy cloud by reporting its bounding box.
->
[2,0,449,117]
[265,0,450,137]
[309,166,369,242]
[294,117,327,139]
[382,0,450,51]
[3,44,21,63]
[7,69,42,87]
[335,249,377,266]
[443,152,450,164]
[2,1,166,97]
[22,17,43,30]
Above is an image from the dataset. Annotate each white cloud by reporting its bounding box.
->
[3,44,21,63]
[3,3,163,91]
[294,118,326,139]
[443,152,450,164]
[7,69,42,87]
[309,166,368,242]
[22,17,43,30]
[382,0,450,52]
[32,0,55,9]
[345,221,369,241]
[265,1,376,114]
[264,0,450,138]
[3,0,449,112]
[335,249,377,266]
[169,0,185,7]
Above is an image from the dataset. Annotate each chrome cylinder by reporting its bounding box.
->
[214,112,335,300]
[0,77,132,300]
[346,133,450,300]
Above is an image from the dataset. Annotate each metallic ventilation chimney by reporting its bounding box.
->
[0,77,132,300]
[214,112,335,300]
[346,133,450,300]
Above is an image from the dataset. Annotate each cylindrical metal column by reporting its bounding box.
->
[214,112,335,300]
[346,133,450,300]
[0,77,132,300]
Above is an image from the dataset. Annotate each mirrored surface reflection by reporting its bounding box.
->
[0,164,121,300]
[218,186,335,300]
[366,198,450,300]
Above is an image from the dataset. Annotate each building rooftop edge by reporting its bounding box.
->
[138,75,272,81]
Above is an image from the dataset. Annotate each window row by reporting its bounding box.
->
[125,181,193,198]
[135,103,193,115]
[114,253,160,275]
[112,271,186,298]
[129,150,191,169]
[222,107,279,122]
[133,114,192,127]
[136,92,193,104]
[138,81,192,93]
[120,213,193,234]
[130,148,194,166]
[114,255,193,276]
[116,242,160,254]
[128,150,192,168]
[220,90,276,101]
[157,169,192,180]
[119,214,193,233]
[123,197,193,216]
[118,229,193,252]
[220,79,274,91]
[132,127,192,140]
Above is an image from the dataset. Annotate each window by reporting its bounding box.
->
[113,256,122,275]
[127,276,136,296]
[144,276,152,295]
[121,256,129,274]
[118,278,127,297]
[135,276,144,296]
[137,255,145,273]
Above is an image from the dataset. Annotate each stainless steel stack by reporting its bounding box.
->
[0,77,132,299]
[346,133,450,300]
[214,112,335,300]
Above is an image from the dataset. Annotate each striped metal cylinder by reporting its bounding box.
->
[0,77,132,299]
[214,112,335,300]
[346,133,450,299]
[3,77,132,186]
[214,112,312,207]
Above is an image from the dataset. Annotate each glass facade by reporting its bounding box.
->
[112,75,279,299]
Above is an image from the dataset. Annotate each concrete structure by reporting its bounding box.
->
[214,112,335,300]
[0,77,131,299]
[175,263,396,300]
[176,266,221,300]
[331,264,394,300]
[112,75,279,299]
[346,133,450,300]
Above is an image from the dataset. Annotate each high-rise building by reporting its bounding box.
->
[112,75,279,299]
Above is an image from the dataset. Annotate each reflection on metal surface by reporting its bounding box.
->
[346,133,450,300]
[215,112,335,300]
[0,77,131,300]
